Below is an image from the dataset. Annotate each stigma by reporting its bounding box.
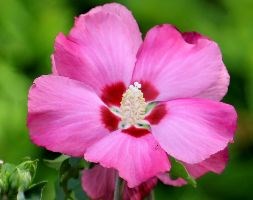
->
[120,82,147,127]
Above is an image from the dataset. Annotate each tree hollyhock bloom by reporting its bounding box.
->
[81,149,228,199]
[27,2,237,190]
[82,164,157,200]
[82,149,228,200]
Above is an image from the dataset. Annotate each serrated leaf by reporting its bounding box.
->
[44,155,69,170]
[170,157,197,187]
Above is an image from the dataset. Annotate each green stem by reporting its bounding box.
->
[113,173,121,200]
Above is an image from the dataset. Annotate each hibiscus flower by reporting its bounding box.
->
[81,148,228,200]
[27,3,237,189]
[82,164,157,200]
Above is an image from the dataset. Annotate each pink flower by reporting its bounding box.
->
[82,164,157,200]
[82,149,228,199]
[27,3,237,188]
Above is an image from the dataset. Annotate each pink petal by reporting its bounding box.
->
[132,25,227,101]
[184,148,229,178]
[84,131,170,187]
[123,177,157,200]
[53,3,142,99]
[157,173,186,187]
[82,165,115,200]
[28,75,109,157]
[151,98,237,164]
[82,165,157,200]
[183,32,229,101]
[158,148,229,187]
[194,66,229,101]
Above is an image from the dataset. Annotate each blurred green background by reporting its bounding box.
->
[0,0,252,199]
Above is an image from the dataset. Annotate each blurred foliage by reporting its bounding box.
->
[0,0,252,199]
[0,159,46,200]
[44,155,88,199]
[53,157,88,200]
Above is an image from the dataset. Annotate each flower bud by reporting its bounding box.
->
[0,163,16,193]
[9,160,37,191]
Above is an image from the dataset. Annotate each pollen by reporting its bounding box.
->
[120,82,147,126]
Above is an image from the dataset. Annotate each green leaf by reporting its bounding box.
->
[44,155,70,170]
[58,158,80,197]
[170,157,197,187]
[23,181,47,200]
[68,178,88,200]
[55,179,65,200]
[55,157,88,199]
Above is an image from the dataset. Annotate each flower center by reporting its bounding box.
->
[120,82,147,127]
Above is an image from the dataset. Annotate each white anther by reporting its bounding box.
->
[120,82,146,126]
[134,81,142,89]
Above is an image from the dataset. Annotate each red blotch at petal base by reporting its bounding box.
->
[145,104,167,125]
[101,82,126,106]
[100,106,120,131]
[140,81,159,101]
[122,126,150,137]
